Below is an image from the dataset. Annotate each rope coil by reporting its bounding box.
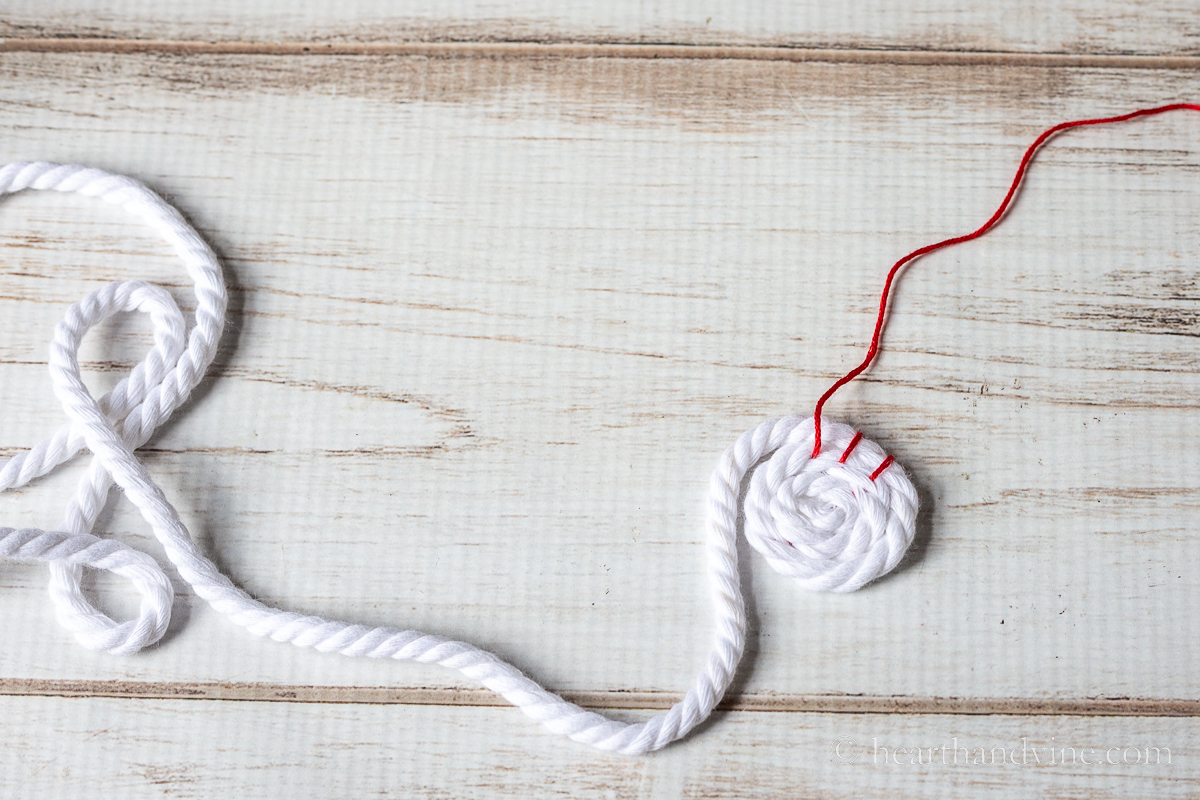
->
[744,418,916,594]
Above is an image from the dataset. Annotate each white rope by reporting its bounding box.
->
[0,163,919,754]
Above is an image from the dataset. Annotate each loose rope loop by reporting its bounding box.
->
[0,162,917,755]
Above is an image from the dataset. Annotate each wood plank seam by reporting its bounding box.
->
[3,680,1200,716]
[1,39,1200,69]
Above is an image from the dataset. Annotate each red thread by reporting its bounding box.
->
[838,431,864,463]
[869,455,895,482]
[810,103,1200,458]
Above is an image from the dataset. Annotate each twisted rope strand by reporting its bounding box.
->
[0,162,917,754]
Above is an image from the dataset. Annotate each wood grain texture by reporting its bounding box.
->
[2,696,1198,799]
[5,41,1200,74]
[7,677,1200,717]
[1,38,1200,796]
[6,0,1200,56]
[2,51,1200,698]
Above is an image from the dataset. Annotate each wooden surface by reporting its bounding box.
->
[7,0,1200,55]
[2,4,1200,797]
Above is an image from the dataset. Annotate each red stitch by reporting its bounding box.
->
[808,103,1200,458]
[838,431,863,464]
[869,455,895,482]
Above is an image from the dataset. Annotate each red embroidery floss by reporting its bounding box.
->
[811,102,1200,459]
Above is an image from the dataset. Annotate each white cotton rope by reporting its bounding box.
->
[0,163,919,754]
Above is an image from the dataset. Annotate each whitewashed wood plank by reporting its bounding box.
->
[0,695,1196,798]
[4,1,1200,56]
[1,54,1200,707]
